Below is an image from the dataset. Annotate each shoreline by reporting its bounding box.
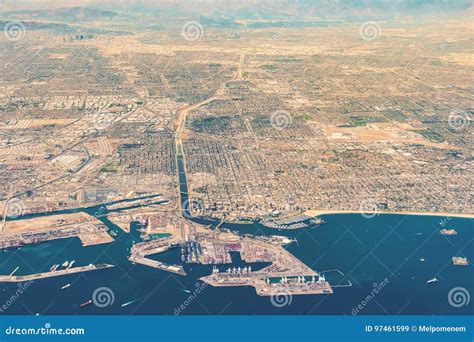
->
[304,210,474,219]
[204,210,474,225]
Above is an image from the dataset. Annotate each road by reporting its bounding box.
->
[173,53,245,214]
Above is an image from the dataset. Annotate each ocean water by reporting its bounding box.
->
[0,212,472,315]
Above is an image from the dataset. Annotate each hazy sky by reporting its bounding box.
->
[1,0,471,13]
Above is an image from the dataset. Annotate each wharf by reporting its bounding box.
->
[130,253,186,275]
[0,264,115,282]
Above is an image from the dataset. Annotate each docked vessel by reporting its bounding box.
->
[439,229,457,236]
[312,217,325,225]
[67,260,76,269]
[452,257,469,266]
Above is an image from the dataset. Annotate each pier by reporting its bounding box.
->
[129,253,186,275]
[0,264,115,282]
[129,237,186,275]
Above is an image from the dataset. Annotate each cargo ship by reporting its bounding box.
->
[452,257,469,266]
[439,229,457,235]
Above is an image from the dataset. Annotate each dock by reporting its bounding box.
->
[129,253,186,275]
[0,264,115,282]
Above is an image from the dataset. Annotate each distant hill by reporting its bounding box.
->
[1,2,471,29]
[1,7,122,23]
[0,19,131,36]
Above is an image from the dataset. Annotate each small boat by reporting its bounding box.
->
[67,260,75,269]
[426,277,439,284]
[121,299,140,307]
[79,300,92,308]
[180,288,191,294]
[419,258,425,262]
[61,260,69,268]
[50,264,59,272]
[61,283,71,290]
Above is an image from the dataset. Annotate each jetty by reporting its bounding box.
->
[0,264,115,282]
[129,253,186,275]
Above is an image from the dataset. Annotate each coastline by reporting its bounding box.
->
[304,210,474,219]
